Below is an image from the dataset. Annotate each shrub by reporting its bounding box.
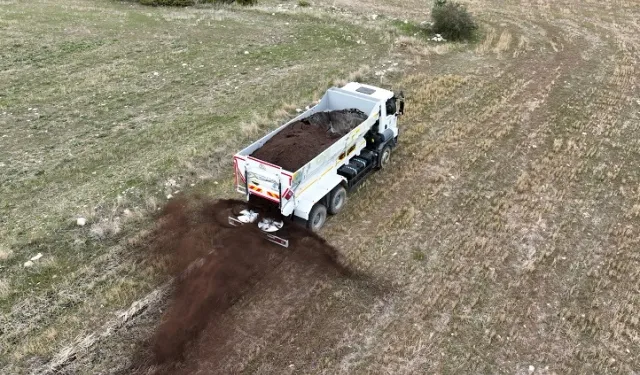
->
[431,0,477,41]
[297,0,310,6]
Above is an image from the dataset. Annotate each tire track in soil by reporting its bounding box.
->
[325,21,576,276]
[308,3,640,373]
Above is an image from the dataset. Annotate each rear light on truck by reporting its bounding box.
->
[283,189,293,200]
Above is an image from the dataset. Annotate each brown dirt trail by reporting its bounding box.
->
[126,196,364,374]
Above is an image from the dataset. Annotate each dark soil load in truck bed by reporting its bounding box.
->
[250,109,368,172]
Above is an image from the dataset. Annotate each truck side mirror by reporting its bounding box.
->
[397,91,405,115]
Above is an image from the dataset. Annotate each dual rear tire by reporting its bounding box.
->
[306,185,347,232]
[306,143,393,232]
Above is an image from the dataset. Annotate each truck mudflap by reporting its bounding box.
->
[227,215,290,248]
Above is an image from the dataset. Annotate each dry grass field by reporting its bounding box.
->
[2,0,639,374]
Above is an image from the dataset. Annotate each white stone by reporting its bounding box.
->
[30,253,43,261]
[77,217,87,226]
[244,50,249,55]
[167,194,173,199]
[24,260,34,268]
[153,71,159,76]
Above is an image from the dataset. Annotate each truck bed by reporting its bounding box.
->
[249,108,368,172]
[237,87,380,172]
[233,86,382,214]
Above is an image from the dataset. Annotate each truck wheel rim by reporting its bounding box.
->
[334,192,344,210]
[313,211,325,228]
[381,149,390,166]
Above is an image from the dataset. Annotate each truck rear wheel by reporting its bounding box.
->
[378,144,392,169]
[307,203,327,232]
[328,185,347,215]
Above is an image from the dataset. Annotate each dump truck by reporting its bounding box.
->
[229,82,405,247]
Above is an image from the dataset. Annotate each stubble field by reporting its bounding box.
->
[1,0,639,374]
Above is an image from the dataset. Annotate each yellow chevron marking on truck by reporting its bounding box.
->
[248,184,263,193]
[266,191,280,199]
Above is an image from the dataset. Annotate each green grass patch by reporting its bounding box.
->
[391,19,431,39]
[412,249,426,261]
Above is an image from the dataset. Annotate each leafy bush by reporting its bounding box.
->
[431,0,477,41]
[136,0,256,7]
[297,0,310,6]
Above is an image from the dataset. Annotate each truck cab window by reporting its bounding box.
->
[386,98,397,116]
